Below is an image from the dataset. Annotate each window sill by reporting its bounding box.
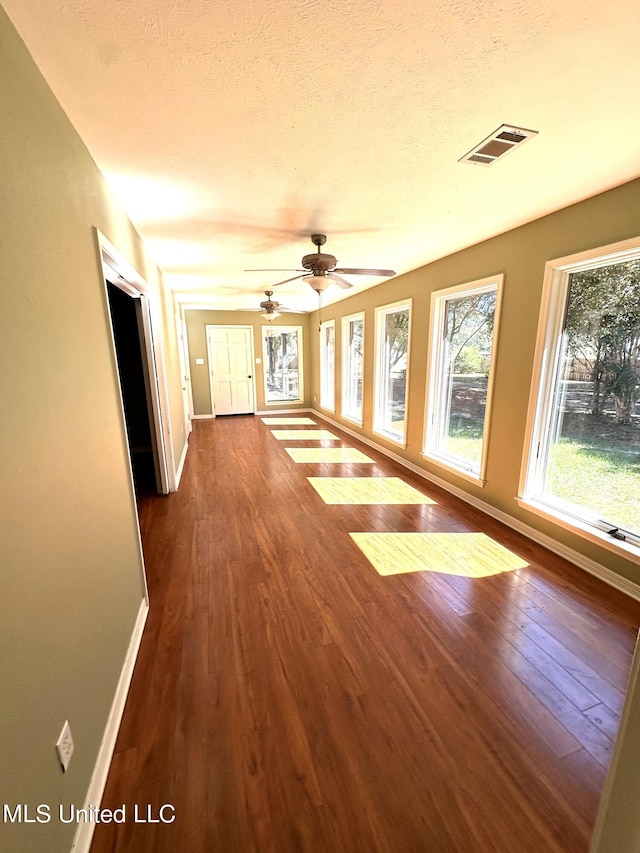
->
[421,453,486,487]
[342,414,364,428]
[516,496,640,566]
[372,428,407,450]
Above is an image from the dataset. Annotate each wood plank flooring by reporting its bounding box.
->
[90,416,640,853]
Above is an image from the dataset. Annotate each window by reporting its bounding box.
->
[342,313,364,424]
[262,326,303,404]
[319,320,335,411]
[520,238,640,554]
[374,300,411,444]
[424,276,503,482]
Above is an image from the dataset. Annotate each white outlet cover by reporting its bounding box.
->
[195,358,205,364]
[56,720,74,772]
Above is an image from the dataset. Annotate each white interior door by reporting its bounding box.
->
[206,326,255,415]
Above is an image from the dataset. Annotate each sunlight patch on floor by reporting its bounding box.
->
[261,417,317,425]
[350,532,528,577]
[308,477,436,505]
[285,448,375,464]
[271,429,338,441]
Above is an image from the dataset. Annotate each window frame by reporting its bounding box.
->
[261,325,304,406]
[373,298,412,447]
[518,236,640,563]
[319,319,336,412]
[423,275,504,485]
[341,312,365,426]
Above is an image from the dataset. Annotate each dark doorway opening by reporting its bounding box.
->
[106,282,160,497]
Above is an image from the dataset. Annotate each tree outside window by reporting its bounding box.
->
[523,247,640,544]
[342,314,364,423]
[374,301,411,443]
[319,320,335,411]
[263,327,302,403]
[424,278,502,479]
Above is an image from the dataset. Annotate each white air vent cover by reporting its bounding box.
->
[459,125,538,166]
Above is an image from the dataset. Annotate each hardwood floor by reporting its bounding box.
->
[90,416,640,853]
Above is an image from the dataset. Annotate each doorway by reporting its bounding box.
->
[206,326,256,415]
[106,283,167,495]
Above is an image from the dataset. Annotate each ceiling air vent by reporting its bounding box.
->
[459,124,538,166]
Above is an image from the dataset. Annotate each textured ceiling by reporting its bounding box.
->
[4,0,640,313]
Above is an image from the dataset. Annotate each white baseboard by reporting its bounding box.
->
[174,435,189,488]
[194,408,313,418]
[255,407,313,416]
[313,411,640,603]
[71,598,149,853]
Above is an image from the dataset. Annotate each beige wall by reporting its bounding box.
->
[185,309,313,414]
[2,2,637,848]
[308,178,640,589]
[0,8,185,853]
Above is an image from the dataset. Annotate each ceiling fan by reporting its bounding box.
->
[245,234,396,293]
[259,291,284,321]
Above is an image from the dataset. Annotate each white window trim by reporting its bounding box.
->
[422,275,504,486]
[341,312,365,426]
[261,325,304,406]
[373,298,412,448]
[319,319,336,413]
[515,496,640,564]
[518,235,640,562]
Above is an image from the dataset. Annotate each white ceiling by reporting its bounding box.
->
[5,0,640,313]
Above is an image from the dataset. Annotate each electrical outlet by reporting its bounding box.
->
[56,720,74,773]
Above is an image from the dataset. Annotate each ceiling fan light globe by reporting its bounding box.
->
[260,309,280,321]
[303,275,331,293]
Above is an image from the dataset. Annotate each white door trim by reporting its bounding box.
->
[176,312,193,438]
[96,229,176,494]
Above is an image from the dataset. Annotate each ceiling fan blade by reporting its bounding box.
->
[271,273,306,287]
[244,268,304,272]
[327,272,353,290]
[334,267,396,276]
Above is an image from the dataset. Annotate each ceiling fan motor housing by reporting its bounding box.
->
[301,252,337,272]
[260,290,280,310]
